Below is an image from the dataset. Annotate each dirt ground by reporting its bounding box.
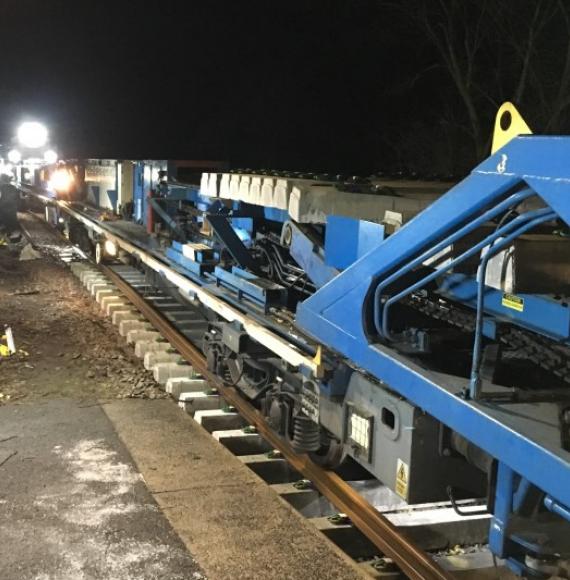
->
[0,246,166,405]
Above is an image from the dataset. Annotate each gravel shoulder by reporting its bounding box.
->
[0,246,164,403]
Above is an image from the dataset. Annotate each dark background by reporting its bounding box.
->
[1,0,569,176]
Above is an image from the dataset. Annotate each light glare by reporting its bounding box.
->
[49,168,74,193]
[44,149,58,164]
[104,239,118,256]
[7,149,21,163]
[17,121,48,149]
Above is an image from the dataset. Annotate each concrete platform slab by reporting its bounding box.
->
[104,399,364,580]
[0,399,204,580]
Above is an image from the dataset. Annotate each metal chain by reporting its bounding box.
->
[405,295,570,384]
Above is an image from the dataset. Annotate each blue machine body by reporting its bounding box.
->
[289,224,339,288]
[324,215,385,270]
[438,274,570,342]
[295,136,570,574]
[137,139,570,575]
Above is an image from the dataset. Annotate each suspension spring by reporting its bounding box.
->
[292,415,320,453]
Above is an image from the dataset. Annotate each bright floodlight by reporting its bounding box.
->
[44,149,58,164]
[49,167,74,193]
[17,121,48,149]
[104,239,118,256]
[7,149,21,163]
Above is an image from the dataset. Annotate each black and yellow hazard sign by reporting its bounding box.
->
[502,293,524,312]
[395,458,409,499]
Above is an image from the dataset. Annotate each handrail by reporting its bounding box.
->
[372,188,534,336]
[376,206,550,342]
[468,209,557,398]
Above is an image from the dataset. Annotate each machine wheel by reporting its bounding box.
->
[309,433,346,469]
[95,242,105,264]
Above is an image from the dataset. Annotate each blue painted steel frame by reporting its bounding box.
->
[289,224,339,288]
[296,136,570,509]
[325,216,385,270]
[438,274,570,342]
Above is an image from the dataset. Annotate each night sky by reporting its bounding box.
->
[0,1,519,175]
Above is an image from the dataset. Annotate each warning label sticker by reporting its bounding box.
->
[395,458,409,500]
[502,293,524,312]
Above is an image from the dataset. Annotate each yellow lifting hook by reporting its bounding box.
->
[491,102,533,154]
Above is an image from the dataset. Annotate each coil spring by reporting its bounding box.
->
[291,415,320,453]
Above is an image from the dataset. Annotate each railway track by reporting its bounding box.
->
[19,209,507,580]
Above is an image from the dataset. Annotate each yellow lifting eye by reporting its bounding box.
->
[491,102,533,154]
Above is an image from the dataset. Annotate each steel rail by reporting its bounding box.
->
[102,264,453,580]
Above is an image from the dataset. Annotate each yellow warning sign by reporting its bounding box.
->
[502,293,524,312]
[395,458,409,499]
